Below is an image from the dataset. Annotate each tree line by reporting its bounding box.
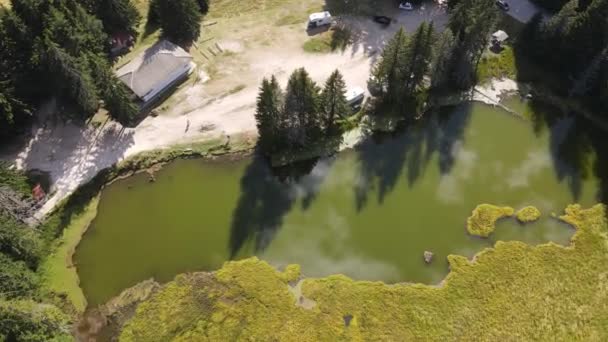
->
[0,0,207,142]
[255,0,500,155]
[518,0,608,111]
[0,162,72,340]
[255,69,349,156]
[369,0,497,115]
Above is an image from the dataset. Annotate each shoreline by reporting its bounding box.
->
[6,76,520,224]
[100,204,596,341]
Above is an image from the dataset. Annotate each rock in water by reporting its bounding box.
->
[423,251,434,264]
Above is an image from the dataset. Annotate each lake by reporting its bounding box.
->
[75,100,606,307]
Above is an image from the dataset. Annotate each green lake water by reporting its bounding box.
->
[75,101,606,307]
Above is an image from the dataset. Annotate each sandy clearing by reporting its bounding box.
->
[1,7,520,221]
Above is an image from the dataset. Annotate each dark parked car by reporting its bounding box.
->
[373,16,391,26]
[496,0,510,11]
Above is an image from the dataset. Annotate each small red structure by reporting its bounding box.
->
[110,32,135,57]
[32,184,46,202]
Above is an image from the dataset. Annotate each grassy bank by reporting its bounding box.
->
[39,197,99,313]
[120,204,608,340]
[477,46,517,84]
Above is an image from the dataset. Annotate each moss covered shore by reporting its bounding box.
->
[120,204,608,341]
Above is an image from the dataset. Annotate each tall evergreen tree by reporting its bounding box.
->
[370,28,409,103]
[448,0,498,89]
[42,39,100,117]
[0,79,31,140]
[87,53,138,123]
[156,0,202,45]
[95,0,142,35]
[320,69,349,133]
[284,68,320,146]
[255,76,284,154]
[403,22,434,96]
[430,29,456,90]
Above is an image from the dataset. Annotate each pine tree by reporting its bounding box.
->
[95,0,142,35]
[156,0,202,45]
[447,0,498,89]
[320,69,349,134]
[570,46,608,97]
[284,68,320,146]
[42,39,99,117]
[0,79,31,140]
[403,22,434,96]
[430,29,456,90]
[255,76,284,154]
[42,1,107,57]
[87,53,138,124]
[370,28,409,103]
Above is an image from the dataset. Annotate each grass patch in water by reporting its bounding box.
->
[39,197,99,313]
[516,206,541,223]
[120,204,608,341]
[467,204,515,237]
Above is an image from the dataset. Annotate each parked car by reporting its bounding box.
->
[345,87,365,110]
[495,0,510,11]
[399,1,414,10]
[307,11,333,30]
[373,15,391,26]
[367,76,386,96]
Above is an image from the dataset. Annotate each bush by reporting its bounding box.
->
[0,214,43,268]
[0,299,71,342]
[0,161,31,196]
[0,254,39,299]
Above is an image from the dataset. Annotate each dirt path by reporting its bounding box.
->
[2,6,524,221]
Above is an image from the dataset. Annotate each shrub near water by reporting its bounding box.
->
[467,204,514,237]
[516,206,541,223]
[121,205,608,341]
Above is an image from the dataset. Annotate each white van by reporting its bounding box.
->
[307,11,333,29]
[345,86,365,108]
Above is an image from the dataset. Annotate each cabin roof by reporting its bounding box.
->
[115,40,193,100]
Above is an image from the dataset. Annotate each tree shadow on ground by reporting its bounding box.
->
[228,152,336,258]
[323,0,449,62]
[353,104,471,211]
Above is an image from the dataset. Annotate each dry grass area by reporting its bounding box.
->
[120,204,608,341]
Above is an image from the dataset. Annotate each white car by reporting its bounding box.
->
[399,2,414,10]
[307,11,333,29]
[345,86,365,108]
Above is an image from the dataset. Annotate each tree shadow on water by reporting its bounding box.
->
[228,153,335,258]
[354,104,472,211]
[526,97,608,204]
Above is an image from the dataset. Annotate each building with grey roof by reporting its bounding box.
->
[116,40,195,109]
